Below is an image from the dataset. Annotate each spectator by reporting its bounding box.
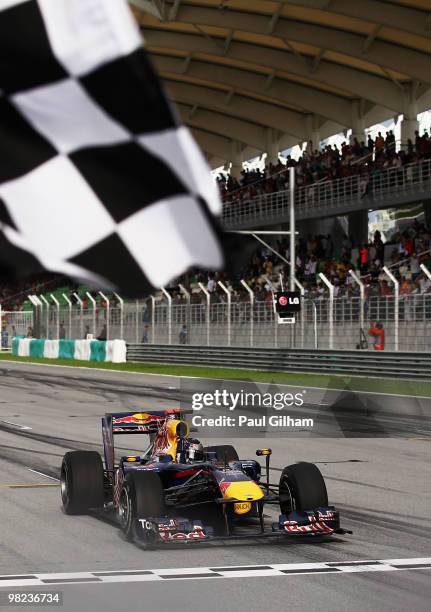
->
[305,255,317,282]
[220,127,431,206]
[375,132,385,152]
[142,324,150,344]
[179,324,188,345]
[373,230,385,263]
[359,244,369,274]
[419,273,431,294]
[1,324,8,349]
[142,301,151,323]
[410,253,420,279]
[97,325,107,341]
[59,323,66,339]
[380,280,392,296]
[368,321,385,350]
[400,276,411,295]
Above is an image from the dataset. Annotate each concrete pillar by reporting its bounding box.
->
[348,210,368,248]
[401,84,419,144]
[350,99,366,145]
[230,163,242,179]
[229,140,243,179]
[305,114,321,152]
[265,128,281,165]
[298,217,347,254]
[401,117,419,144]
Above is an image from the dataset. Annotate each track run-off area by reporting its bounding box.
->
[0,361,430,612]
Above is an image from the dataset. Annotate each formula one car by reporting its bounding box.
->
[60,409,350,547]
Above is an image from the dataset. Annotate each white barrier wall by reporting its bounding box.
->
[12,338,127,363]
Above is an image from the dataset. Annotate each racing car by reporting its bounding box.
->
[60,409,350,547]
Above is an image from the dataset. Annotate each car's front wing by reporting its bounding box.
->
[135,506,351,546]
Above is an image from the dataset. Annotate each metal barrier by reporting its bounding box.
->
[126,345,431,380]
[222,158,431,228]
[10,293,431,352]
[0,310,33,349]
[142,295,431,352]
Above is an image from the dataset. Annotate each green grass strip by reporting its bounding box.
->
[0,353,430,397]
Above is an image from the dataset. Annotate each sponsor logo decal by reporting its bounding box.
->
[138,520,208,540]
[282,519,333,534]
[317,510,335,521]
[234,502,252,515]
[159,525,207,540]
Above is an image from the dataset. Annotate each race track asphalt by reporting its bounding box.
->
[0,361,430,612]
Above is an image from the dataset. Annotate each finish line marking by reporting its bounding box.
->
[0,558,430,587]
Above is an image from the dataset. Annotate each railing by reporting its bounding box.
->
[222,158,431,228]
[126,345,431,380]
[133,293,431,352]
[5,293,431,352]
[5,293,431,353]
[0,310,34,350]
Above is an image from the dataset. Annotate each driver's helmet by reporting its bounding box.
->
[187,438,204,461]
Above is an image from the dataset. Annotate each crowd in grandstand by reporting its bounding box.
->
[168,218,431,307]
[217,127,431,203]
[1,220,430,314]
[0,275,62,312]
[1,219,430,314]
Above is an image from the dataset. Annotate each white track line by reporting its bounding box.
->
[0,420,31,430]
[1,358,430,399]
[27,469,59,482]
[0,558,429,587]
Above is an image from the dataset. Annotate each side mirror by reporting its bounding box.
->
[256,448,272,457]
[256,449,272,494]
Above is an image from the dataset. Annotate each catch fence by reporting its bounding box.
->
[2,294,430,352]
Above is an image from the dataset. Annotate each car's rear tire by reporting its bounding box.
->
[279,462,328,514]
[61,451,104,515]
[118,472,166,543]
[204,445,239,462]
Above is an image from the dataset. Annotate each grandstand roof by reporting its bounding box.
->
[129,0,431,167]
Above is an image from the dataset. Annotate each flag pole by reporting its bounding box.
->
[289,166,295,292]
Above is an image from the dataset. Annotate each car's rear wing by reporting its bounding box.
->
[102,409,192,471]
[110,409,192,433]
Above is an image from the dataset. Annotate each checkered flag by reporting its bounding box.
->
[0,0,223,296]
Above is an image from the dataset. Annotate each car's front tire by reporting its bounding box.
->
[60,451,104,515]
[279,462,328,514]
[118,472,166,545]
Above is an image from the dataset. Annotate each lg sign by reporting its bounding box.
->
[275,291,301,314]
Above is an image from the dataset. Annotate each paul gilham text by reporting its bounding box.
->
[191,415,314,428]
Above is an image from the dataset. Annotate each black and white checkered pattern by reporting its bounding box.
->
[0,0,222,295]
[0,558,430,586]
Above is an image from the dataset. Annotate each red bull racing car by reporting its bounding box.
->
[60,409,350,547]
